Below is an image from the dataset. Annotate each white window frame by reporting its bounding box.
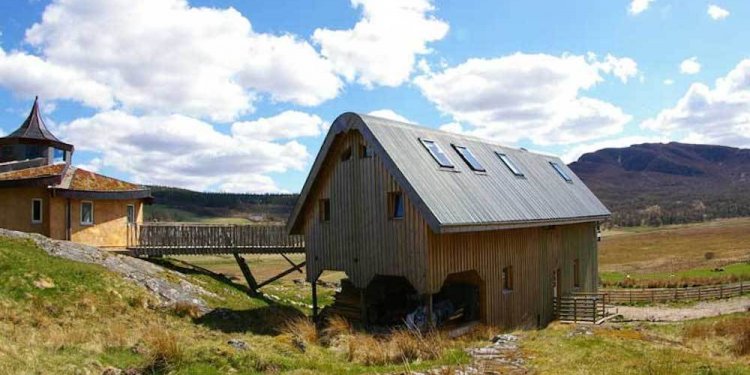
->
[80,201,94,226]
[127,204,136,224]
[31,198,43,224]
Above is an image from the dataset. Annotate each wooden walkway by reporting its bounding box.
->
[126,223,306,295]
[127,223,304,256]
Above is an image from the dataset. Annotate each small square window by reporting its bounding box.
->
[319,199,331,222]
[388,192,404,219]
[81,201,94,225]
[573,259,581,288]
[359,144,373,158]
[550,162,573,182]
[496,152,524,177]
[127,204,136,224]
[502,266,513,291]
[31,199,43,224]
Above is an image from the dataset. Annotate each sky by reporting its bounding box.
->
[0,0,748,193]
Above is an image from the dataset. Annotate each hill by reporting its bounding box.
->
[569,142,750,227]
[145,186,298,223]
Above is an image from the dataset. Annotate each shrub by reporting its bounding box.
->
[143,327,183,371]
[704,252,716,261]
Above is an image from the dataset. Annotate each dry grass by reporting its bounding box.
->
[169,301,203,318]
[142,326,184,371]
[601,274,744,288]
[600,218,750,275]
[342,328,448,366]
[283,317,318,350]
[683,315,750,356]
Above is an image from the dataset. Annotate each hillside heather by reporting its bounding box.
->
[570,142,750,227]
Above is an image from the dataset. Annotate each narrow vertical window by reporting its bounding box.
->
[502,266,514,291]
[388,192,404,219]
[359,144,373,158]
[496,152,524,176]
[127,204,135,224]
[340,147,352,162]
[31,199,43,224]
[573,259,581,288]
[81,201,94,225]
[319,199,330,222]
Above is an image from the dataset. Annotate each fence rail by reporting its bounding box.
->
[127,223,305,256]
[553,293,612,324]
[595,281,748,304]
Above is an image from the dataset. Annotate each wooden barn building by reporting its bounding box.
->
[0,98,151,248]
[288,113,610,329]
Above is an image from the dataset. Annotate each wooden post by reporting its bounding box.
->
[741,281,744,295]
[233,253,260,294]
[426,293,435,329]
[573,298,577,323]
[312,279,319,323]
[698,288,702,301]
[360,289,367,326]
[720,285,724,299]
[592,298,597,323]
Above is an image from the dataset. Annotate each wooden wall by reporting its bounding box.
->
[427,222,598,328]
[303,130,431,291]
[300,130,599,328]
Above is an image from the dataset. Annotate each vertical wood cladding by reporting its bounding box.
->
[302,130,599,328]
[304,130,431,292]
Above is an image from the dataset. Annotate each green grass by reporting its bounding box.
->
[601,261,750,285]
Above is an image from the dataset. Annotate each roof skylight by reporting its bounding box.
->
[453,145,485,172]
[496,152,524,176]
[550,162,573,182]
[420,139,454,168]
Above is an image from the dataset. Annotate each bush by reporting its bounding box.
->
[683,316,750,356]
[705,252,716,261]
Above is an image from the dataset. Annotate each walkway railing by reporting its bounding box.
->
[127,223,304,256]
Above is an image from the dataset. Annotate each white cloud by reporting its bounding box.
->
[562,135,668,163]
[231,111,326,141]
[591,54,639,83]
[367,109,411,123]
[313,0,449,87]
[629,0,654,15]
[58,110,321,192]
[707,4,730,20]
[0,47,114,109]
[1,0,342,122]
[642,59,750,148]
[680,57,701,75]
[414,52,635,145]
[663,79,674,85]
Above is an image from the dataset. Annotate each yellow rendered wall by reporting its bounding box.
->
[0,187,50,236]
[69,199,143,248]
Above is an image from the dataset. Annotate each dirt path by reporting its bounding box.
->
[615,296,750,321]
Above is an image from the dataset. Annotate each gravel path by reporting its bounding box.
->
[615,295,750,322]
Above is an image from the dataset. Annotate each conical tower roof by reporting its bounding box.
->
[0,97,74,151]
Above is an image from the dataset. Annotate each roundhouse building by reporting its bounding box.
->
[0,98,151,248]
[288,113,610,328]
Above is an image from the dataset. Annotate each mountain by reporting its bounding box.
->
[569,142,750,227]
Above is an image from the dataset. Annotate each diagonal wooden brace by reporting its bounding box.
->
[281,253,304,273]
[257,260,307,288]
[233,252,260,294]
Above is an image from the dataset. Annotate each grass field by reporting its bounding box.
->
[599,218,750,286]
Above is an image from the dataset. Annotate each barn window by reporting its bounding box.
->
[502,266,513,291]
[496,152,524,177]
[388,192,404,219]
[319,199,331,222]
[341,147,352,161]
[359,144,373,158]
[452,145,485,172]
[573,259,581,288]
[127,204,136,224]
[80,201,94,225]
[31,199,43,224]
[550,162,572,182]
[420,139,454,168]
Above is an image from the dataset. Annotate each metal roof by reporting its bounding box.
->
[0,97,74,151]
[289,112,610,234]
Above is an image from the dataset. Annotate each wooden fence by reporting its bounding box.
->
[594,281,749,304]
[127,223,305,256]
[553,293,611,324]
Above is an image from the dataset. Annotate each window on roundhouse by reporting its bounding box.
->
[496,152,524,177]
[388,192,404,219]
[419,139,454,168]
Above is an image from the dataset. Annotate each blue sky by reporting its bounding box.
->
[1,0,748,193]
